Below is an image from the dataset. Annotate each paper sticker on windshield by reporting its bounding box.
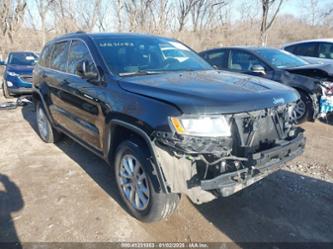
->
[169,41,190,51]
[26,56,35,61]
[99,42,134,47]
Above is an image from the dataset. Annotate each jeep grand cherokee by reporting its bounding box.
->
[32,32,305,222]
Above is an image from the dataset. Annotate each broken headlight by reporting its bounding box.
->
[169,115,231,137]
[321,81,333,96]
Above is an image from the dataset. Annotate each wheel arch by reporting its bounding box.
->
[31,89,55,122]
[106,119,168,193]
[293,87,318,121]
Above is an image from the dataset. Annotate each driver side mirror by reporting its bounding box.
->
[0,60,6,66]
[251,65,266,75]
[76,60,99,81]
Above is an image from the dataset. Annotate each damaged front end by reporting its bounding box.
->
[319,81,333,117]
[152,103,305,204]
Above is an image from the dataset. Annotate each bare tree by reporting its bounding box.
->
[260,0,284,46]
[149,0,173,33]
[190,0,226,32]
[0,0,27,55]
[158,0,172,32]
[79,0,103,31]
[124,0,155,32]
[0,0,27,41]
[28,0,55,45]
[177,0,198,32]
[50,0,80,34]
[322,8,333,19]
[113,0,124,32]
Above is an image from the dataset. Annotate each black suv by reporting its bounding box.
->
[33,32,305,222]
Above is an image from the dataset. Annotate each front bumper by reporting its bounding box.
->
[8,87,33,95]
[200,132,305,197]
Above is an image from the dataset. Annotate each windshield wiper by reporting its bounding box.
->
[119,70,163,77]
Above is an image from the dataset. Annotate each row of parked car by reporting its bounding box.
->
[2,38,333,122]
[1,33,333,222]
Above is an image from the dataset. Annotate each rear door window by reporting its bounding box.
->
[67,40,97,76]
[49,41,70,72]
[203,50,227,69]
[294,43,318,57]
[318,43,333,59]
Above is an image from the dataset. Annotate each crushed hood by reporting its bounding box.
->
[118,70,300,114]
[284,63,333,79]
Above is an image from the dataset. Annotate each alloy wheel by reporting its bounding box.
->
[36,106,49,140]
[118,154,150,211]
[293,99,306,121]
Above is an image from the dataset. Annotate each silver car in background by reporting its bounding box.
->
[282,39,333,65]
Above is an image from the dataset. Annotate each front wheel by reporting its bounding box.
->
[294,91,312,123]
[35,101,62,143]
[114,139,180,222]
[2,82,11,99]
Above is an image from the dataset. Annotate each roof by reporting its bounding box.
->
[53,31,175,42]
[8,51,37,54]
[283,38,333,48]
[200,46,280,53]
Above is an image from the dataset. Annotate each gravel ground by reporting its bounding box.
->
[0,93,332,245]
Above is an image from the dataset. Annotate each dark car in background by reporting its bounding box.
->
[0,51,38,98]
[282,39,333,65]
[32,32,305,222]
[200,47,333,122]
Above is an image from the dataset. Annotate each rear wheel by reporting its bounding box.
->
[294,91,312,123]
[114,139,180,222]
[2,82,11,99]
[35,101,62,143]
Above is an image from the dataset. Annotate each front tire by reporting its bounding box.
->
[35,101,62,143]
[2,82,11,99]
[114,139,180,222]
[294,91,312,123]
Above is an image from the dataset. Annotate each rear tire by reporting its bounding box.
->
[294,91,312,123]
[2,82,11,99]
[114,138,180,222]
[35,101,62,143]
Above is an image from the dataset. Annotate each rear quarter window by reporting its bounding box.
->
[49,41,70,72]
[284,45,296,53]
[319,43,333,59]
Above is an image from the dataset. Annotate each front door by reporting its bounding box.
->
[49,40,104,151]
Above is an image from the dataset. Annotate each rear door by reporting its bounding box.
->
[48,40,105,152]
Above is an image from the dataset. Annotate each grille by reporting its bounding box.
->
[232,104,294,155]
[20,75,33,83]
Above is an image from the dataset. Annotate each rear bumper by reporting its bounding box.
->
[200,133,305,197]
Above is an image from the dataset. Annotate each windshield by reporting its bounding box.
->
[93,37,212,76]
[256,49,308,69]
[7,52,38,66]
